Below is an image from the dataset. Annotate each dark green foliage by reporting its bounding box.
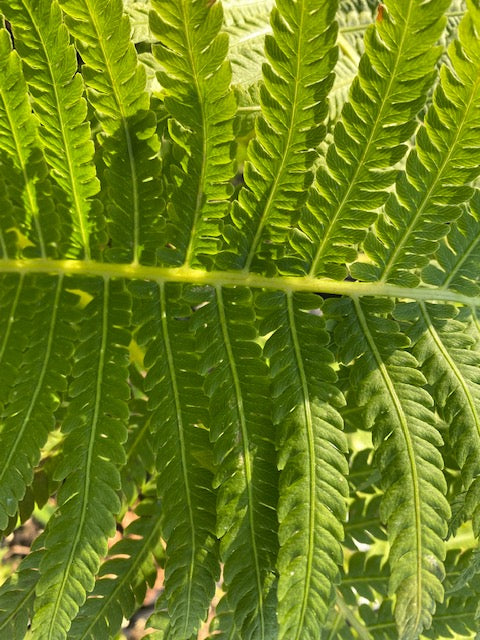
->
[0,1,478,640]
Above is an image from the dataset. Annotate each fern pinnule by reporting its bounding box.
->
[223,0,274,91]
[192,285,278,640]
[226,0,338,274]
[360,0,480,286]
[0,29,55,259]
[298,0,449,280]
[0,0,100,260]
[69,500,163,640]
[150,0,236,269]
[423,194,480,297]
[0,276,72,532]
[120,381,156,507]
[30,279,131,640]
[59,0,163,266]
[259,290,348,638]
[343,448,385,551]
[397,300,480,537]
[0,534,44,639]
[329,296,450,638]
[134,282,219,639]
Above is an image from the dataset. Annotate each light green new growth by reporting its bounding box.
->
[0,1,479,640]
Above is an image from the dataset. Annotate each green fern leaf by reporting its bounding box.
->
[396,301,480,535]
[150,0,236,268]
[30,279,131,640]
[227,0,338,272]
[69,499,163,640]
[259,291,348,638]
[0,535,43,639]
[0,0,100,259]
[134,282,219,638]
[0,29,56,258]
[59,0,163,265]
[329,296,450,638]
[359,0,480,286]
[0,275,72,530]
[423,192,480,297]
[299,0,449,280]
[193,285,278,639]
[224,0,274,90]
[0,1,479,637]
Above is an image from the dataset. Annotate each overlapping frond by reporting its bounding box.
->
[396,301,480,535]
[69,499,163,640]
[193,286,278,639]
[258,291,348,638]
[328,296,450,638]
[296,0,449,279]
[328,548,480,639]
[134,282,218,639]
[360,0,480,285]
[226,0,339,272]
[30,278,131,640]
[0,275,72,530]
[223,0,274,90]
[0,535,43,639]
[423,192,480,297]
[0,0,100,259]
[59,0,163,265]
[150,0,236,267]
[344,448,385,551]
[0,29,56,258]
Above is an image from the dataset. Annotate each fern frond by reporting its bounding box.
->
[134,282,218,638]
[423,193,480,297]
[0,535,43,639]
[0,0,100,259]
[69,499,163,640]
[0,29,56,259]
[223,0,274,90]
[227,0,338,272]
[360,0,480,286]
[192,285,278,639]
[298,0,449,280]
[121,382,156,506]
[59,0,163,265]
[350,548,480,639]
[0,275,72,530]
[344,448,386,550]
[150,0,236,268]
[328,296,450,638]
[30,278,131,640]
[396,301,480,536]
[259,290,348,638]
[0,174,18,258]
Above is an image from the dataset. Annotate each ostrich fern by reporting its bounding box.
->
[0,0,479,638]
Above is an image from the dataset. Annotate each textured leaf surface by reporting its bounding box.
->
[260,291,348,638]
[150,0,236,268]
[194,286,278,639]
[361,0,480,285]
[0,0,100,259]
[299,0,449,280]
[0,1,479,638]
[134,283,219,639]
[329,296,450,638]
[31,279,131,640]
[59,0,163,264]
